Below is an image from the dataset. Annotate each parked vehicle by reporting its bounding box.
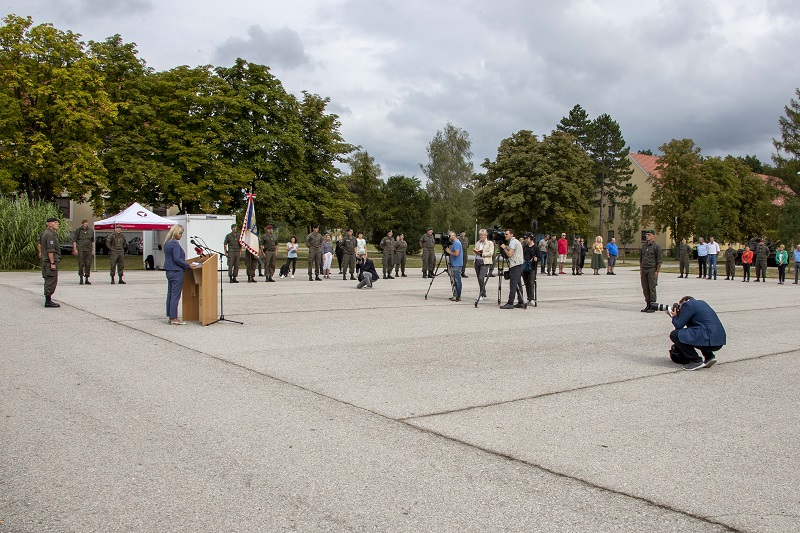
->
[60,233,74,256]
[127,236,143,255]
[95,236,109,255]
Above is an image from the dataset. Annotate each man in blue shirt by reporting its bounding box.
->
[696,237,708,279]
[606,237,619,275]
[445,231,463,302]
[793,245,800,284]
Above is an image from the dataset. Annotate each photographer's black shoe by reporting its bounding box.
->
[641,306,650,312]
[514,302,527,309]
[500,303,515,309]
[703,357,717,368]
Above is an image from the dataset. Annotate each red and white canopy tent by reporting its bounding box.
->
[93,202,176,270]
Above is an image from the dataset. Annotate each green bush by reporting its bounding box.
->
[0,196,70,270]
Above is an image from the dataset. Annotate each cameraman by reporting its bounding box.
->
[666,296,726,370]
[473,229,495,301]
[500,229,526,309]
[444,231,463,302]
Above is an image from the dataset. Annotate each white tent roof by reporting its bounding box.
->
[93,202,176,231]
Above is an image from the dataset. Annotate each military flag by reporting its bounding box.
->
[239,192,260,258]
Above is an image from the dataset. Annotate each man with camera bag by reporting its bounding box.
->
[666,296,726,370]
[500,229,526,309]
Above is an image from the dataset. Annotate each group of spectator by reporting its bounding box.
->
[677,236,799,284]
[536,233,620,277]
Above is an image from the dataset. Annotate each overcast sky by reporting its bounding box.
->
[6,0,800,178]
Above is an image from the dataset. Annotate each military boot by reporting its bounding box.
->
[79,276,84,285]
[118,276,126,285]
[84,276,91,285]
[45,296,60,308]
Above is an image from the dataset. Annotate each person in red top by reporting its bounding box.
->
[741,246,753,282]
[557,232,568,274]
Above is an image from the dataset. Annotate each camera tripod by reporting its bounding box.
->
[424,249,456,300]
[475,249,529,308]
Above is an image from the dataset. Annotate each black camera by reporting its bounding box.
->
[488,226,506,244]
[437,233,452,248]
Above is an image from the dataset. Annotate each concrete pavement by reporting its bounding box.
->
[1,266,798,532]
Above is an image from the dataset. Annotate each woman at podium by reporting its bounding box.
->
[164,224,192,325]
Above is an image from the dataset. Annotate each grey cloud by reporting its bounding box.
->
[49,0,153,22]
[214,25,310,70]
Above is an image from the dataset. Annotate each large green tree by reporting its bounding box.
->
[587,113,634,235]
[475,130,594,235]
[215,59,306,224]
[345,151,384,239]
[647,139,704,244]
[772,88,800,192]
[378,175,430,253]
[297,91,355,229]
[0,15,115,209]
[421,122,474,232]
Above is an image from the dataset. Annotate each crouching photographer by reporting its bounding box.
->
[665,296,726,371]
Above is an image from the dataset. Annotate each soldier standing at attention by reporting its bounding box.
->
[639,230,662,312]
[458,231,469,277]
[72,219,94,285]
[420,228,435,279]
[340,228,357,280]
[546,234,559,276]
[40,217,62,308]
[380,229,395,279]
[394,233,408,277]
[678,238,691,278]
[306,224,323,281]
[223,223,241,283]
[107,224,127,284]
[724,243,737,281]
[571,236,580,275]
[260,224,278,282]
[754,238,769,283]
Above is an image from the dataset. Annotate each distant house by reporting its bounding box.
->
[594,152,788,254]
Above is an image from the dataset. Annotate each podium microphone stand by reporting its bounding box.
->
[192,244,243,326]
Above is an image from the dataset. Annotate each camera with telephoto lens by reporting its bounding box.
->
[650,302,680,313]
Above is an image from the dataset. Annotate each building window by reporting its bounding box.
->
[153,206,167,217]
[607,204,615,222]
[641,230,648,242]
[607,230,614,242]
[55,198,71,219]
[641,204,650,222]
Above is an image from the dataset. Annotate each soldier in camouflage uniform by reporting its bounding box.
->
[40,217,62,307]
[678,238,691,278]
[571,236,580,275]
[306,224,323,281]
[223,224,241,283]
[394,233,408,277]
[546,235,559,276]
[420,228,436,278]
[639,230,663,312]
[260,224,278,282]
[379,230,395,279]
[724,244,737,281]
[754,238,769,282]
[107,224,127,284]
[72,219,94,285]
[340,228,357,280]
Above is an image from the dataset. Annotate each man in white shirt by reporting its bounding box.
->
[696,237,708,279]
[500,229,526,309]
[707,236,720,280]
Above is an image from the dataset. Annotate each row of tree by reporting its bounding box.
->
[3,14,800,252]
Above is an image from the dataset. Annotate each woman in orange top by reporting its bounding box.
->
[741,246,753,282]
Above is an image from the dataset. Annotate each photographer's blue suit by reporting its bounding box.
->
[670,298,726,364]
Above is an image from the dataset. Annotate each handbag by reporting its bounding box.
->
[523,260,532,273]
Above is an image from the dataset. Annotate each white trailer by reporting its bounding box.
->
[143,214,236,270]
